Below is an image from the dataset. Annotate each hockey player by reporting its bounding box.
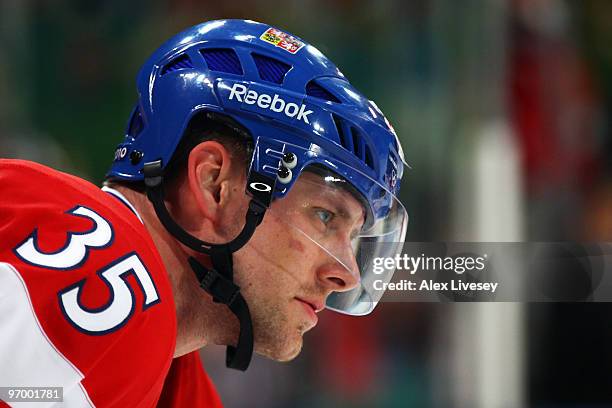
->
[0,19,408,407]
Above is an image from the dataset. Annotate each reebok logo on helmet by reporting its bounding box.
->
[228,83,313,124]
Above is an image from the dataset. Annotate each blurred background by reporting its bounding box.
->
[1,0,611,407]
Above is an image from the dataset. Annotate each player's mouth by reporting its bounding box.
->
[295,297,322,326]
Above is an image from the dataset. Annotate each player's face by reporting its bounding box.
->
[232,171,363,361]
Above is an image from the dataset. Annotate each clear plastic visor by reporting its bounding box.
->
[262,164,408,316]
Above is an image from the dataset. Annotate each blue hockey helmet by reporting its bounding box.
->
[107,19,408,318]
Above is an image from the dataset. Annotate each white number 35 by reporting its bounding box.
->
[14,206,159,334]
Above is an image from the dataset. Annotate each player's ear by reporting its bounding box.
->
[187,141,233,220]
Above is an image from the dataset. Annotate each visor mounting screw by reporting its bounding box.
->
[281,152,297,169]
[130,150,144,165]
[277,166,292,184]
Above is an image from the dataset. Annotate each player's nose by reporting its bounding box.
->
[316,253,360,292]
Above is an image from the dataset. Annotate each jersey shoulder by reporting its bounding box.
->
[0,159,177,407]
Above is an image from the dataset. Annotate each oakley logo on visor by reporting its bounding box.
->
[228,83,313,124]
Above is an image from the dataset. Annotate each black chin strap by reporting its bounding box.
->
[143,160,269,371]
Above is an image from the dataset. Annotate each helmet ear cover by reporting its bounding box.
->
[163,111,254,187]
[105,111,253,194]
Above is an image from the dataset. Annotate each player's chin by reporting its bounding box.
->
[256,330,304,362]
[274,335,304,362]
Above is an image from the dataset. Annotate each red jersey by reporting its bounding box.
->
[0,160,222,407]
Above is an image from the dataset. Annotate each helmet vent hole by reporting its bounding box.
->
[332,114,350,151]
[332,115,375,170]
[161,54,194,75]
[364,145,374,169]
[306,81,341,103]
[127,105,145,138]
[252,53,291,84]
[201,48,243,75]
[350,127,363,160]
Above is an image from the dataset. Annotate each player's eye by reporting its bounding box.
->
[315,208,335,226]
